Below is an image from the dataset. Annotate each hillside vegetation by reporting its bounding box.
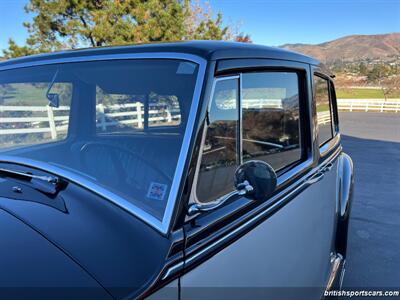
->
[281,33,400,64]
[281,33,400,99]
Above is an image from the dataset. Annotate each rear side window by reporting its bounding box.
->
[242,72,303,170]
[314,75,333,146]
[196,78,239,203]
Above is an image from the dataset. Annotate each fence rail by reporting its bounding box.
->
[337,98,400,113]
[317,111,331,125]
[1,98,398,139]
[0,103,180,139]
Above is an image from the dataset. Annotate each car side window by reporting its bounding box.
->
[314,75,334,146]
[196,78,239,203]
[242,72,303,170]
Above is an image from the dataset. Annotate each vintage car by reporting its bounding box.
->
[0,41,353,299]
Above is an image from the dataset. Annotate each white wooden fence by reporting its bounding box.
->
[337,98,400,113]
[0,103,180,139]
[0,105,70,139]
[317,111,331,125]
[1,98,398,139]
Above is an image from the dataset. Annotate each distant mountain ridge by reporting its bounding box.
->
[281,33,400,65]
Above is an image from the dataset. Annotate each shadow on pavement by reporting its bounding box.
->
[341,134,400,288]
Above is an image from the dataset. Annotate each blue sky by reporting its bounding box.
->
[0,0,399,52]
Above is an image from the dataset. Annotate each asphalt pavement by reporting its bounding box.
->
[339,112,400,288]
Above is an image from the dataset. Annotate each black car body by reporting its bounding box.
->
[0,41,354,299]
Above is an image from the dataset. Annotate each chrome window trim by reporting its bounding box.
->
[184,147,341,269]
[320,133,341,158]
[191,71,312,207]
[185,151,339,267]
[0,52,207,235]
[190,75,240,205]
[313,72,337,151]
[239,73,244,164]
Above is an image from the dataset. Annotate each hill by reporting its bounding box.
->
[281,33,400,65]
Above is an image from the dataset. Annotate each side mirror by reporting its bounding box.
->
[234,160,277,201]
[187,160,277,217]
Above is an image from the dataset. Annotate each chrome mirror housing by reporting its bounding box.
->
[187,160,277,216]
[234,160,277,201]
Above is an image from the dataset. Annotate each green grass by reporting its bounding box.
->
[1,83,48,105]
[336,88,400,99]
[1,83,71,106]
[317,104,330,112]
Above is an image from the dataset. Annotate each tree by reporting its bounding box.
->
[358,62,367,76]
[380,75,400,100]
[3,0,250,59]
[366,64,399,100]
[367,64,390,82]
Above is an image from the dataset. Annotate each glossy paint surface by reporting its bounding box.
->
[181,160,339,299]
[0,42,352,299]
[0,181,172,299]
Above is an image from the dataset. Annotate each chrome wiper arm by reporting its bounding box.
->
[0,168,59,184]
[0,167,63,195]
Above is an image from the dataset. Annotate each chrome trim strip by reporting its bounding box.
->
[186,165,315,265]
[161,56,207,234]
[320,133,341,157]
[0,53,207,235]
[239,73,243,164]
[161,261,184,281]
[276,157,313,186]
[188,125,207,206]
[185,148,341,266]
[188,190,239,216]
[326,253,343,291]
[339,260,346,289]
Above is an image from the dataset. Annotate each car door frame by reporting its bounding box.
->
[141,59,346,299]
[180,58,341,280]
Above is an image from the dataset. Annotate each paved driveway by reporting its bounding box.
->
[339,112,400,288]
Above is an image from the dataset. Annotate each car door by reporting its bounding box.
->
[180,60,341,300]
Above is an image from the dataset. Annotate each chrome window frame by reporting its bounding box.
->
[0,52,207,235]
[313,72,336,150]
[192,71,313,206]
[190,75,240,205]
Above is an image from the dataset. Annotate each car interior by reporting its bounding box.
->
[0,59,199,219]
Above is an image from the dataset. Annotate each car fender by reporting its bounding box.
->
[336,152,354,257]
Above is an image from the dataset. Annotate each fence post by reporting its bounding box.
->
[47,105,57,139]
[136,102,143,128]
[166,109,172,123]
[350,100,353,112]
[97,103,106,131]
[381,101,384,113]
[365,101,369,112]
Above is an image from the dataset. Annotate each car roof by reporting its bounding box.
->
[0,40,322,68]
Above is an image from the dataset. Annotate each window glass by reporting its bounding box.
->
[197,78,239,203]
[148,93,181,127]
[242,72,302,170]
[96,90,181,133]
[0,82,72,149]
[314,75,333,146]
[0,59,199,222]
